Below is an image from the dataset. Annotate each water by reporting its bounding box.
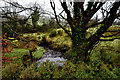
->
[36,46,67,67]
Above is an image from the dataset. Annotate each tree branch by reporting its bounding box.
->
[59,0,74,28]
[101,31,120,37]
[50,0,72,38]
[87,1,120,49]
[86,21,103,29]
[2,22,22,36]
[100,38,120,41]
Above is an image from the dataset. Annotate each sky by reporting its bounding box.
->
[16,0,62,15]
[0,0,111,20]
[0,0,62,13]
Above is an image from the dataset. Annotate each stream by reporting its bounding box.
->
[36,46,67,67]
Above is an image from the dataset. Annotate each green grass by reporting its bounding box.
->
[3,47,46,65]
[4,27,120,66]
[3,48,29,65]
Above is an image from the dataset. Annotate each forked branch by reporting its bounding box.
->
[50,0,72,38]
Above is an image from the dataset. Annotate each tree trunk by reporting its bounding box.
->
[71,29,90,63]
[29,50,33,62]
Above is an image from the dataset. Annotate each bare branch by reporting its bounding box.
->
[100,38,120,41]
[58,10,67,20]
[101,31,120,37]
[2,22,22,36]
[86,2,94,11]
[86,21,103,29]
[50,0,72,38]
[88,2,120,42]
[59,0,73,25]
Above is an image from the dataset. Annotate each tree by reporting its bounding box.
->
[1,0,31,36]
[50,0,120,63]
[1,0,44,34]
[31,4,40,28]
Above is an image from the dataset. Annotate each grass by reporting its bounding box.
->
[2,26,120,79]
[3,48,29,65]
[3,46,46,67]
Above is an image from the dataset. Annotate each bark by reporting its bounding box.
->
[29,50,33,62]
[71,28,89,63]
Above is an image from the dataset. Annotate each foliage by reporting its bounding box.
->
[49,30,57,37]
[39,61,119,79]
[58,30,63,36]
[31,7,40,28]
[20,63,40,79]
[37,60,59,79]
[2,25,14,37]
[2,27,120,79]
[1,33,14,54]
[2,58,120,79]
[22,54,31,68]
[64,49,76,61]
[2,63,24,79]
[32,47,45,58]
[1,33,16,66]
[100,48,120,65]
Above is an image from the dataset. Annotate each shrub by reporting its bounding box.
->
[49,30,57,37]
[2,63,24,79]
[38,61,76,78]
[54,61,76,78]
[2,60,119,79]
[22,54,31,68]
[37,60,59,79]
[1,33,15,66]
[42,35,47,41]
[99,48,120,67]
[2,25,14,37]
[58,30,63,36]
[20,63,41,79]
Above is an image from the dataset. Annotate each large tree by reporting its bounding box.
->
[50,0,120,62]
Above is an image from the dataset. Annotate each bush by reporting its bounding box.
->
[99,48,120,66]
[22,54,31,68]
[58,30,63,36]
[2,60,120,79]
[53,61,76,78]
[2,63,24,79]
[2,25,14,37]
[20,63,41,79]
[37,60,59,79]
[49,30,57,37]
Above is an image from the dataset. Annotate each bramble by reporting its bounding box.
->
[0,33,17,66]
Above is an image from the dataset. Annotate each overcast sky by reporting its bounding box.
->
[17,0,62,14]
[0,0,109,20]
